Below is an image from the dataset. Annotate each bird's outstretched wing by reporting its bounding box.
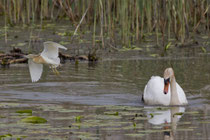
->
[28,59,43,82]
[41,41,67,66]
[41,41,67,58]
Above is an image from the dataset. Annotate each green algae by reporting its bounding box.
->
[104,111,119,116]
[16,109,32,116]
[21,116,47,124]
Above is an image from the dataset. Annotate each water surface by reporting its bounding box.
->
[0,55,210,139]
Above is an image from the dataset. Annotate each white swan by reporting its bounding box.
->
[142,68,188,106]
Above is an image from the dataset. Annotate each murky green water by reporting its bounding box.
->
[0,55,210,139]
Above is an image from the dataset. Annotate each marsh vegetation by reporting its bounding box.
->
[0,0,209,50]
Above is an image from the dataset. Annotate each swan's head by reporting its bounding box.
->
[163,68,174,94]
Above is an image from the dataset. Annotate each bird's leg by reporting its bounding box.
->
[50,65,60,75]
[50,65,55,73]
[54,67,60,75]
[50,65,56,75]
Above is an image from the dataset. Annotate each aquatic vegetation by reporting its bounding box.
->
[0,100,208,139]
[16,109,32,116]
[173,112,184,116]
[0,134,12,139]
[75,116,84,123]
[16,109,32,114]
[57,31,73,37]
[149,113,154,118]
[201,47,207,53]
[0,134,26,139]
[104,111,119,116]
[165,42,172,51]
[21,116,47,124]
[150,54,159,57]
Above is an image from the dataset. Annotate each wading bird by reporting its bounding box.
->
[25,41,67,82]
[142,68,188,106]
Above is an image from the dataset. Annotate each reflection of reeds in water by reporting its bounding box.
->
[0,0,209,47]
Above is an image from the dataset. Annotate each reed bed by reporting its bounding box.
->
[0,0,209,47]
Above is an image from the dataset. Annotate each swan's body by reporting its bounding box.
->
[25,41,67,82]
[142,68,188,106]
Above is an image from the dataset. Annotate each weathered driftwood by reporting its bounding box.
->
[9,58,28,64]
[0,47,27,67]
[59,52,75,60]
[0,53,25,58]
[59,52,96,61]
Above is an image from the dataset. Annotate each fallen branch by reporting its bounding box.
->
[9,58,28,64]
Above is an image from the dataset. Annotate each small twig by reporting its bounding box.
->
[72,7,89,38]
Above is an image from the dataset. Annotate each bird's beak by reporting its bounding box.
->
[164,78,170,94]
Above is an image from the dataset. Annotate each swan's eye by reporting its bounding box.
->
[164,78,170,85]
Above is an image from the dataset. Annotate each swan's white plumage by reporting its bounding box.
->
[28,59,43,82]
[143,76,188,106]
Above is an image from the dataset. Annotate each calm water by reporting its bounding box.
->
[0,55,210,139]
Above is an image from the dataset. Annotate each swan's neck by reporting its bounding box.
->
[170,76,180,105]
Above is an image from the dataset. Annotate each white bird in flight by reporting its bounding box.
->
[25,41,67,82]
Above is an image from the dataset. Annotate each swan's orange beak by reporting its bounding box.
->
[164,83,169,94]
[164,78,170,94]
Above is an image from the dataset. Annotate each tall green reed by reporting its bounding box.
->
[0,0,209,48]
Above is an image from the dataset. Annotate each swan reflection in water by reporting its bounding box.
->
[146,107,185,140]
